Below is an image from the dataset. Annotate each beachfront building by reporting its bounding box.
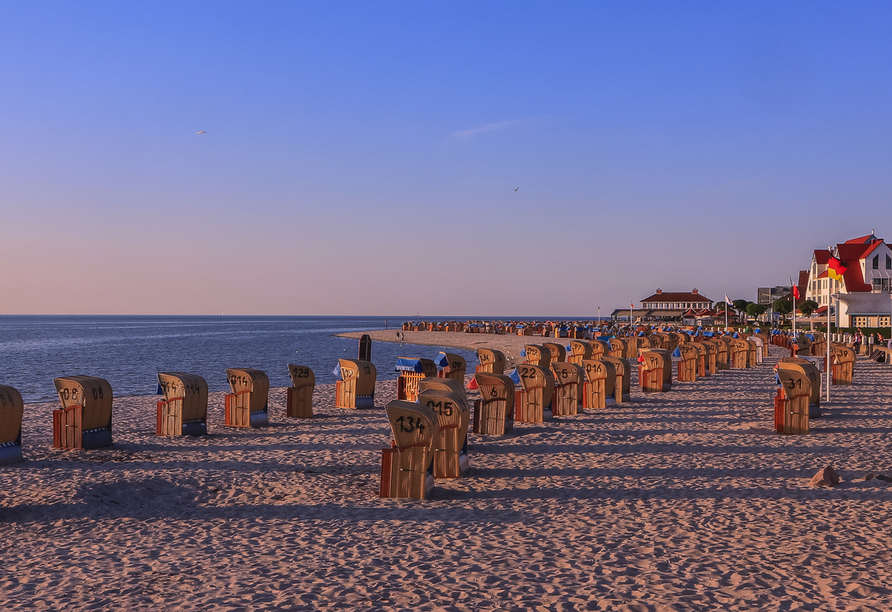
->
[805,232,892,327]
[612,289,714,323]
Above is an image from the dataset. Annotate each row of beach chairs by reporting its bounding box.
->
[382,331,781,499]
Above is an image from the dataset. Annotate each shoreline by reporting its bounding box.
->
[337,328,560,370]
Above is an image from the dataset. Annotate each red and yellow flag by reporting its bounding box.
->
[827,256,847,281]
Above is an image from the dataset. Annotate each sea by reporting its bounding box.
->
[0,315,486,403]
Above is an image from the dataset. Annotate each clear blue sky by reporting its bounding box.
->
[1,2,890,315]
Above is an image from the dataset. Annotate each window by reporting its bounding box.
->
[873,255,880,270]
[880,316,890,327]
[887,254,891,269]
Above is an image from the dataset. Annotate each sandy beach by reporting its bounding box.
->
[2,330,892,610]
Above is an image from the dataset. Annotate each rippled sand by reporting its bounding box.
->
[2,333,892,610]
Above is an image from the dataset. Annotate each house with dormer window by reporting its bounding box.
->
[805,233,892,327]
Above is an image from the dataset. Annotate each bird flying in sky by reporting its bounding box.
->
[514,187,519,191]
[196,130,207,134]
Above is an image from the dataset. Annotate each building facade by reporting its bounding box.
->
[804,233,892,327]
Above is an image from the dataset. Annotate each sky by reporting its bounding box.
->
[1,2,891,316]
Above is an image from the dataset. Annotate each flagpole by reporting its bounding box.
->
[790,276,796,336]
[826,280,831,403]
[826,248,832,403]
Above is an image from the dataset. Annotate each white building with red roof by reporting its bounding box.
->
[805,233,892,327]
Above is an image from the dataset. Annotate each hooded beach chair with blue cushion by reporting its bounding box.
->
[336,359,377,409]
[53,376,114,449]
[0,385,24,464]
[225,368,269,427]
[157,372,208,435]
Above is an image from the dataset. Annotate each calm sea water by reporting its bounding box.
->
[0,316,481,403]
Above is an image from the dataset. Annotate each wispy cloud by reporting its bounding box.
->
[451,118,533,140]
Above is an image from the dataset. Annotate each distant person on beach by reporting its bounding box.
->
[853,329,863,354]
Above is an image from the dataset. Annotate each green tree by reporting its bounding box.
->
[746,303,768,320]
[773,299,793,323]
[732,299,751,313]
[799,300,820,317]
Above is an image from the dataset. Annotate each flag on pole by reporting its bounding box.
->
[630,301,634,308]
[724,294,732,305]
[792,284,800,300]
[827,256,847,281]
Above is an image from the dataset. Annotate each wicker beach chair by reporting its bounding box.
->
[472,372,515,435]
[436,352,467,384]
[0,385,24,464]
[418,388,470,479]
[514,363,554,423]
[156,372,208,435]
[638,350,670,393]
[829,345,855,385]
[551,362,584,416]
[677,345,699,383]
[691,342,710,378]
[225,368,269,427]
[582,359,616,409]
[53,376,113,449]
[523,345,551,369]
[336,359,377,409]
[286,364,315,418]
[542,343,567,366]
[778,359,822,412]
[476,348,506,375]
[600,356,631,403]
[395,358,436,402]
[379,401,439,499]
[774,365,813,434]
